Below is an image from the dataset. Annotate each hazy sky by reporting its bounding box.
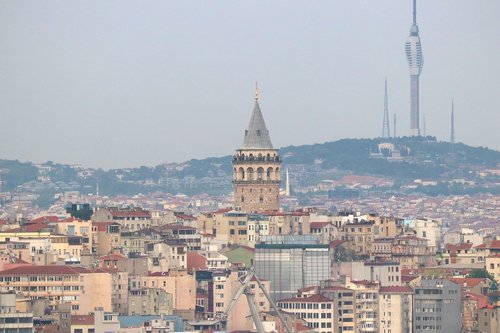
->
[1,1,499,169]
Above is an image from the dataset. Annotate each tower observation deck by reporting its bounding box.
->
[405,0,424,136]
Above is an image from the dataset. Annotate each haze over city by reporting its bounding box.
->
[1,1,499,169]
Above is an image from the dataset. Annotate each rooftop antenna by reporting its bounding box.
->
[450,99,456,144]
[423,113,426,137]
[382,77,391,138]
[393,114,397,138]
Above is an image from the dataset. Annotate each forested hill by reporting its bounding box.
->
[1,137,499,199]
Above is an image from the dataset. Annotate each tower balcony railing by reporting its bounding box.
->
[232,179,281,185]
[233,157,282,164]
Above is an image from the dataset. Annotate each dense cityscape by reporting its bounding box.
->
[1,1,500,333]
[0,86,498,333]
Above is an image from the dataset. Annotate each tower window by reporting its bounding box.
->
[259,196,264,203]
[241,196,245,203]
[257,130,261,136]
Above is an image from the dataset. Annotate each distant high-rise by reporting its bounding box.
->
[381,77,391,138]
[255,235,330,301]
[232,85,282,212]
[394,114,397,138]
[405,0,424,136]
[450,100,456,144]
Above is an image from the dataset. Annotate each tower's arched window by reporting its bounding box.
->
[239,167,245,180]
[241,195,245,203]
[257,167,264,180]
[259,195,264,203]
[267,167,273,180]
[275,167,280,180]
[247,167,254,180]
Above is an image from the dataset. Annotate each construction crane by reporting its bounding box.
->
[222,268,294,333]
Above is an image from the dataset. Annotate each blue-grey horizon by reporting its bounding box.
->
[1,1,499,169]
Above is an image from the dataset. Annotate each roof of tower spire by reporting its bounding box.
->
[241,99,274,150]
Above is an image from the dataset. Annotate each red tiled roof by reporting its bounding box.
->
[210,208,232,214]
[0,265,88,276]
[71,314,94,325]
[175,213,196,220]
[297,286,318,292]
[187,252,207,273]
[310,222,330,229]
[295,322,312,331]
[448,277,489,287]
[329,240,346,248]
[22,223,51,232]
[445,243,473,251]
[322,286,351,291]
[277,294,332,303]
[100,254,126,261]
[402,275,419,283]
[109,208,150,218]
[31,216,60,223]
[93,222,113,231]
[379,286,414,293]
[60,217,83,223]
[475,240,500,249]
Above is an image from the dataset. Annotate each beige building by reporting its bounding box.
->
[340,220,376,255]
[414,217,443,251]
[486,254,500,282]
[276,294,335,333]
[0,265,113,314]
[371,235,436,270]
[346,280,380,333]
[379,286,413,333]
[70,314,94,333]
[55,217,93,253]
[0,292,33,333]
[129,270,196,316]
[92,207,152,232]
[92,222,121,256]
[478,306,500,333]
[128,288,173,316]
[233,90,282,213]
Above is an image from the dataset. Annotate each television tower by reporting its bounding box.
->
[381,77,391,138]
[450,100,455,144]
[405,0,424,136]
[393,114,397,138]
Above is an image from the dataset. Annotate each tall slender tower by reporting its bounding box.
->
[232,86,282,212]
[381,77,391,138]
[393,114,397,138]
[423,113,426,137]
[405,0,424,136]
[450,100,455,144]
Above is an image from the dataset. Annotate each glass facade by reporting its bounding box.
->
[255,235,331,301]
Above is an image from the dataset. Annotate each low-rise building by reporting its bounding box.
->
[0,292,33,333]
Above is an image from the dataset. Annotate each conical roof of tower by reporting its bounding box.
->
[241,100,274,149]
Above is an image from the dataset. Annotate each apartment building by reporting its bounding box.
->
[276,294,335,333]
[347,280,379,333]
[0,292,33,333]
[412,278,461,333]
[0,265,113,314]
[378,286,413,333]
[93,207,151,232]
[486,254,500,282]
[340,220,376,255]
